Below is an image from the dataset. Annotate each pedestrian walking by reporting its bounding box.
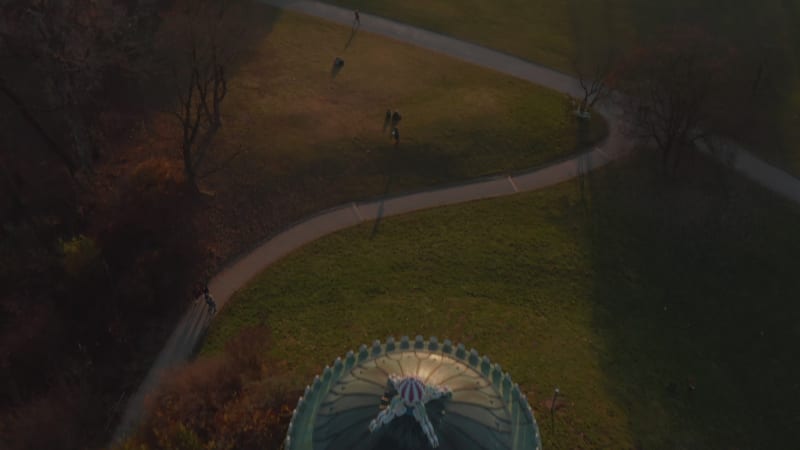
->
[391,127,400,145]
[354,10,360,26]
[203,285,217,315]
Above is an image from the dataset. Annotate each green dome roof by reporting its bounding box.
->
[285,336,542,450]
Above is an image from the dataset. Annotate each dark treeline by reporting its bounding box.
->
[0,1,246,448]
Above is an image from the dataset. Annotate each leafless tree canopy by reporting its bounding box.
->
[574,57,613,118]
[157,0,254,191]
[0,0,154,176]
[613,27,737,170]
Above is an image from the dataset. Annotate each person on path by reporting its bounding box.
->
[391,127,400,146]
[203,285,217,315]
[354,10,360,26]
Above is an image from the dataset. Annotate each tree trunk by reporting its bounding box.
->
[212,64,226,129]
[183,143,199,192]
[0,78,77,175]
[0,158,25,212]
[0,158,47,246]
[672,146,683,173]
[751,60,765,98]
[65,107,96,173]
[661,140,672,170]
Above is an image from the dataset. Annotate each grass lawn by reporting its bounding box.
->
[206,4,606,208]
[202,153,800,449]
[324,0,800,176]
[171,4,606,263]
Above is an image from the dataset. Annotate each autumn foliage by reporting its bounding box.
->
[123,326,299,450]
[0,0,262,447]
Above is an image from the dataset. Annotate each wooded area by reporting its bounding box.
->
[0,1,255,447]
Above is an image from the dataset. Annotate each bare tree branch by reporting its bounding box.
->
[199,146,244,180]
[573,55,613,118]
[613,27,738,171]
[0,76,77,174]
[161,0,248,191]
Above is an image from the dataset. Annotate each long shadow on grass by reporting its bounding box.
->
[284,139,462,201]
[130,3,284,115]
[613,0,800,173]
[581,153,800,448]
[345,24,359,49]
[370,175,392,238]
[330,59,344,79]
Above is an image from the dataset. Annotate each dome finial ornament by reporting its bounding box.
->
[368,374,452,447]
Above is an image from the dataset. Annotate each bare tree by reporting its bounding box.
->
[159,0,250,191]
[574,58,613,119]
[613,27,734,171]
[0,0,140,176]
[172,44,227,191]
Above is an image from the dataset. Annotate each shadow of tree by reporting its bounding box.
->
[582,152,800,448]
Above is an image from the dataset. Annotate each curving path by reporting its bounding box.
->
[263,0,800,204]
[111,0,800,444]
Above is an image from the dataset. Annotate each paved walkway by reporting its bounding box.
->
[111,0,800,444]
[112,151,620,444]
[265,0,800,203]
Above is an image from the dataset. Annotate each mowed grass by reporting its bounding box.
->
[208,5,606,216]
[203,153,800,449]
[326,0,799,70]
[327,0,635,71]
[326,0,800,175]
